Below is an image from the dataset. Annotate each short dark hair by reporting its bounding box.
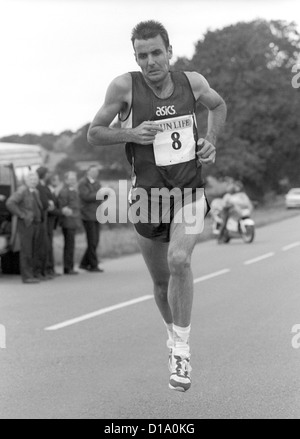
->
[36,166,48,180]
[131,20,170,50]
[87,164,99,172]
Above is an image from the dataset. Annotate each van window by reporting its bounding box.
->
[14,165,40,186]
[0,164,13,186]
[0,165,13,219]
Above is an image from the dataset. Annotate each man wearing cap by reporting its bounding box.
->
[78,165,103,273]
[6,171,43,283]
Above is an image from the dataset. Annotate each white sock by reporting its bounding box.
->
[164,321,174,348]
[173,324,191,354]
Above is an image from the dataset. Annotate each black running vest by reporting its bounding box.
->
[121,71,204,190]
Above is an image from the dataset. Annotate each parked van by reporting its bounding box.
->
[0,142,44,273]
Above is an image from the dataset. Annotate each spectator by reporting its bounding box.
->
[6,171,42,284]
[58,171,81,275]
[36,166,53,280]
[78,165,103,273]
[45,173,61,277]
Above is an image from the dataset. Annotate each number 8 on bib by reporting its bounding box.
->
[153,114,197,167]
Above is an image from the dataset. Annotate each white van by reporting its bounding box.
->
[0,142,44,273]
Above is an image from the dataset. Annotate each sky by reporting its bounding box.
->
[1,0,299,137]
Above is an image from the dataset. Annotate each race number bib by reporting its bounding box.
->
[153,114,196,166]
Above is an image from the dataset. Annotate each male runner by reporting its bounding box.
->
[88,20,227,391]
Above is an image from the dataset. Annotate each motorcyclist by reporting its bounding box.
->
[218,180,253,242]
[210,197,225,235]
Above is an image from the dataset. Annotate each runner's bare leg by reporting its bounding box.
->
[168,195,207,327]
[135,233,172,324]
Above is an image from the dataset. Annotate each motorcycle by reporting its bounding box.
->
[211,205,255,244]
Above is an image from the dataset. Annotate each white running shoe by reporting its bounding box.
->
[169,352,192,392]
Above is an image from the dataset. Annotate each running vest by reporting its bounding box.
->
[121,71,204,190]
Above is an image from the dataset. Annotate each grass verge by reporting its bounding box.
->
[52,195,300,266]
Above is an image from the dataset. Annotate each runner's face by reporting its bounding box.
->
[134,35,172,84]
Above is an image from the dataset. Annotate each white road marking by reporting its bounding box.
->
[244,252,275,265]
[43,241,299,331]
[194,268,231,283]
[44,268,231,331]
[44,295,153,331]
[282,242,300,251]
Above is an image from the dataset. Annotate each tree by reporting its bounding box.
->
[53,133,74,152]
[173,20,300,196]
[0,132,60,151]
[55,157,80,178]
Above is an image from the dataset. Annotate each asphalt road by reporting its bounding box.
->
[0,214,300,419]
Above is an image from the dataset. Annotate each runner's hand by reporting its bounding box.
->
[196,138,216,164]
[130,121,164,145]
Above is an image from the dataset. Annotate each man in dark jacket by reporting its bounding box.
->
[58,171,81,275]
[45,173,61,276]
[36,166,53,280]
[78,165,103,273]
[6,171,43,284]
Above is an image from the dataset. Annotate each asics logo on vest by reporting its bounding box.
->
[156,105,176,117]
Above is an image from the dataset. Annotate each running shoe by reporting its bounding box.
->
[169,353,192,392]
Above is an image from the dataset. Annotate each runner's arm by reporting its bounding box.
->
[87,74,163,146]
[186,71,227,145]
[199,83,227,146]
[87,74,132,145]
[185,71,226,164]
